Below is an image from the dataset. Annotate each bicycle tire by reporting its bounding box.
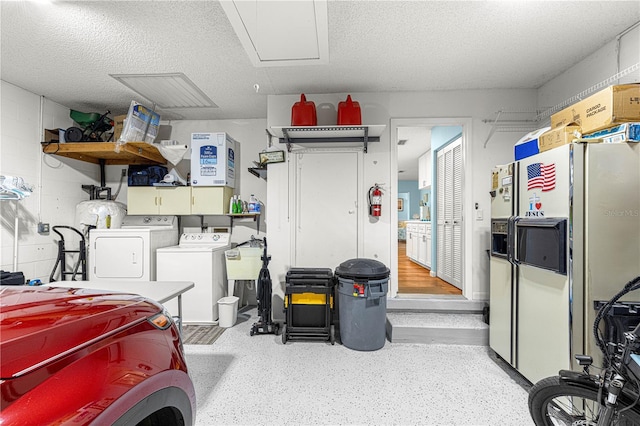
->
[529,376,640,425]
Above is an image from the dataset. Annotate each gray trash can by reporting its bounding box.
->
[335,258,390,351]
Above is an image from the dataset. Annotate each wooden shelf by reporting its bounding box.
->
[42,141,166,165]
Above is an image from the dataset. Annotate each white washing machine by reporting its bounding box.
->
[89,215,179,281]
[156,232,231,325]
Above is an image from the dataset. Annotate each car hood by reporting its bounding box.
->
[0,286,162,379]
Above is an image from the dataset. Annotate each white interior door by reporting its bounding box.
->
[436,137,462,288]
[294,151,358,268]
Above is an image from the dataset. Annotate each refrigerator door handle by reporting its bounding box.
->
[507,216,521,266]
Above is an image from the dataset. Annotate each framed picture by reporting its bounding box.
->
[397,198,404,211]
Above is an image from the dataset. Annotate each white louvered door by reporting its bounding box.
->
[436,137,462,288]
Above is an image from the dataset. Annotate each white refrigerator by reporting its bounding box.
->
[491,142,640,384]
[489,164,516,366]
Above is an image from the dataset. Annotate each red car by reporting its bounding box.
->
[0,286,196,425]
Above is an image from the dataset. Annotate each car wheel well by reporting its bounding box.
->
[136,406,185,426]
[112,387,193,426]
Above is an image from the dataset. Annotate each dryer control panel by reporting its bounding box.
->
[179,232,230,247]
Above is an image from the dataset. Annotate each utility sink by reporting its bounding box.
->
[225,247,263,280]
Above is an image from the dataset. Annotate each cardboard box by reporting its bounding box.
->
[44,128,60,143]
[538,123,582,152]
[113,114,127,142]
[550,84,640,134]
[582,122,640,144]
[190,132,236,188]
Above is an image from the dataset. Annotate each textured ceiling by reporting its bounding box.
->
[2,1,639,181]
[2,0,639,123]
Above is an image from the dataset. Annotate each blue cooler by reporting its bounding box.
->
[514,127,550,161]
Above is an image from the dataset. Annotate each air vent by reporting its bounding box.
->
[110,73,217,109]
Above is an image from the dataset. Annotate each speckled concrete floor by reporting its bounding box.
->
[184,309,534,426]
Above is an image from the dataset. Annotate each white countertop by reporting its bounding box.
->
[45,280,194,304]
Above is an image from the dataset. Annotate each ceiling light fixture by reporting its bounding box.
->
[109,73,217,109]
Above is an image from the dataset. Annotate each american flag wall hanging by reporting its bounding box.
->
[527,162,556,191]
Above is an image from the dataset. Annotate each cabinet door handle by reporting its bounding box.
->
[192,196,195,206]
[154,196,158,206]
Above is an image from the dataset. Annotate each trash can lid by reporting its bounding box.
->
[335,258,390,280]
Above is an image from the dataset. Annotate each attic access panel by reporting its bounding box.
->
[221,0,329,66]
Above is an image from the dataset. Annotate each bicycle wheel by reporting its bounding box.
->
[529,376,640,425]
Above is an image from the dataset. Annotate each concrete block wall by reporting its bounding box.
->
[1,81,99,282]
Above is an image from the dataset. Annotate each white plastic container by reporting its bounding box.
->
[218,296,239,328]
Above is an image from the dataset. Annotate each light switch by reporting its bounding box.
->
[476,209,483,220]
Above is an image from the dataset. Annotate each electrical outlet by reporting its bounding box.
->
[37,223,50,234]
[121,168,127,177]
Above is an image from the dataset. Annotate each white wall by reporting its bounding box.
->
[1,81,100,282]
[1,81,268,282]
[538,23,640,112]
[266,89,538,308]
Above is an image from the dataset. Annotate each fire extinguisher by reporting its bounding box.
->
[368,184,383,217]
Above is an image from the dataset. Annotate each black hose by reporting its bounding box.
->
[593,276,640,357]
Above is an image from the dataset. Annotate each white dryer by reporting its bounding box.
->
[89,215,179,281]
[156,232,230,325]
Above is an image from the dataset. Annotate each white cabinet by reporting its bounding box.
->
[406,223,419,261]
[417,224,427,265]
[406,227,414,259]
[128,186,191,215]
[127,186,233,215]
[191,186,234,215]
[406,221,431,270]
[418,151,432,189]
[411,225,419,261]
[424,223,432,268]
